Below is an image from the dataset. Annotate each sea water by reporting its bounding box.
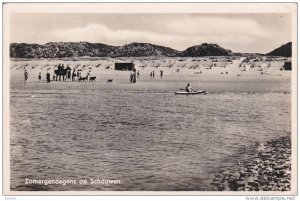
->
[9,78,291,191]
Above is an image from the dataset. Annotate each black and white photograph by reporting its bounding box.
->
[3,2,297,196]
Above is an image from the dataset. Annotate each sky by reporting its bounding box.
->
[10,13,292,54]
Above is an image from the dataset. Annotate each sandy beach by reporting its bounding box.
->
[10,56,291,92]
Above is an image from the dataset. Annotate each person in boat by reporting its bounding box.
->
[186,83,196,92]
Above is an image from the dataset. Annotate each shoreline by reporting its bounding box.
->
[10,72,291,95]
[211,135,291,191]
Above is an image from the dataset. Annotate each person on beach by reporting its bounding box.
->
[57,63,61,71]
[152,71,155,79]
[130,70,134,83]
[186,83,196,92]
[24,70,28,83]
[38,72,41,81]
[160,70,164,79]
[150,71,153,79]
[72,68,76,82]
[46,70,50,83]
[66,69,71,82]
[61,64,65,80]
[129,72,133,84]
[86,70,91,81]
[133,69,137,83]
[57,64,62,81]
[137,70,140,78]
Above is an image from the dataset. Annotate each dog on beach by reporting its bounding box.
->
[89,77,96,82]
[107,79,113,83]
[78,76,88,82]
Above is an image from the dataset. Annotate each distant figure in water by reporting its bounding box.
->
[24,69,28,84]
[152,71,155,79]
[160,70,164,79]
[150,71,153,79]
[137,70,140,78]
[38,72,41,81]
[186,83,196,92]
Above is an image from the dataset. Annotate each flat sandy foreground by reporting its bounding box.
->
[9,57,291,93]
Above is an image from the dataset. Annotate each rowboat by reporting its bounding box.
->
[174,90,206,95]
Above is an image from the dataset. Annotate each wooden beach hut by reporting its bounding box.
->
[115,63,135,71]
[283,61,292,71]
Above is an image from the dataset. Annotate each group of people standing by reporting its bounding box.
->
[55,63,92,82]
[24,63,93,83]
[71,68,91,82]
[131,69,165,83]
[25,66,167,84]
[150,70,164,79]
[37,69,54,83]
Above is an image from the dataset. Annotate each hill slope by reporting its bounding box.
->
[10,42,118,58]
[10,42,233,58]
[108,42,179,57]
[267,42,292,57]
[178,43,232,57]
